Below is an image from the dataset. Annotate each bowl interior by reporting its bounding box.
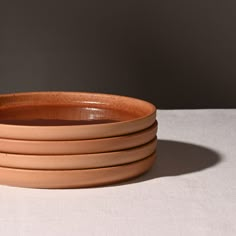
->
[0,92,155,126]
[0,105,137,126]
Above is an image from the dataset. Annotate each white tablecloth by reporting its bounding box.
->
[0,109,235,236]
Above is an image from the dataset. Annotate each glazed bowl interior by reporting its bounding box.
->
[0,92,155,126]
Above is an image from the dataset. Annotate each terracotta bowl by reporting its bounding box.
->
[0,91,156,140]
[0,138,157,170]
[0,121,157,155]
[0,152,156,189]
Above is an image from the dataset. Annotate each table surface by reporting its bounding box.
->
[0,109,235,236]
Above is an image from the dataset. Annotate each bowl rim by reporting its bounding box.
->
[0,152,156,188]
[0,121,157,155]
[0,91,157,129]
[0,138,157,170]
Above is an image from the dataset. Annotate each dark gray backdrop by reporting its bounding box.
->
[0,1,235,109]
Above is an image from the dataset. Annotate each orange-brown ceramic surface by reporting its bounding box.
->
[0,91,157,140]
[0,138,157,169]
[0,122,157,155]
[0,152,157,189]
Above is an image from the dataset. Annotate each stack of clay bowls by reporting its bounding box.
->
[0,92,157,189]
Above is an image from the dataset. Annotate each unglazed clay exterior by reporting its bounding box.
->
[0,138,157,170]
[0,91,157,140]
[0,122,157,155]
[0,152,156,189]
[0,91,158,189]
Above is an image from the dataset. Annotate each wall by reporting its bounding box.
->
[0,1,235,108]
